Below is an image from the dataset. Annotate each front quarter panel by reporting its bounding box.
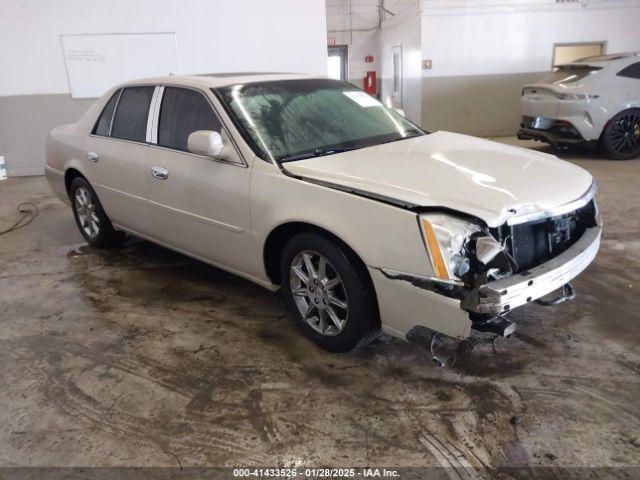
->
[250,160,472,339]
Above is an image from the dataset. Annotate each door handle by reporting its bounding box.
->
[87,151,99,162]
[151,166,169,180]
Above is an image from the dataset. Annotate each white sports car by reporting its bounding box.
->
[518,52,640,159]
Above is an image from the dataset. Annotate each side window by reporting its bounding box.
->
[93,89,121,136]
[617,62,640,80]
[158,87,222,152]
[111,87,155,142]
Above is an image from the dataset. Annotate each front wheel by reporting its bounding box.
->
[70,176,124,248]
[280,232,380,352]
[600,108,640,160]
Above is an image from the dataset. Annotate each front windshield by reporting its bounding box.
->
[214,78,424,163]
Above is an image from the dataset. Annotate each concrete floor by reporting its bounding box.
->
[0,140,639,475]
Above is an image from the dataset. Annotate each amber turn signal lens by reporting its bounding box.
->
[421,219,449,279]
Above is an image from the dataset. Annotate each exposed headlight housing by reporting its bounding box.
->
[419,214,481,280]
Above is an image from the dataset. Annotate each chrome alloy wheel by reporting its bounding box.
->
[74,186,100,239]
[289,250,349,337]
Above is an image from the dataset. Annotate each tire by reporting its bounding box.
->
[69,176,124,248]
[600,108,640,160]
[280,232,381,352]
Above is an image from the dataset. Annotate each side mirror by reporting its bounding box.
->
[187,130,225,158]
[393,108,406,117]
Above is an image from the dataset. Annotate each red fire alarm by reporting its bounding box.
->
[365,55,374,63]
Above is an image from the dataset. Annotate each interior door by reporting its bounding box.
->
[391,44,403,109]
[84,86,154,235]
[145,86,253,273]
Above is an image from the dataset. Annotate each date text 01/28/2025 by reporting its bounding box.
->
[232,468,400,477]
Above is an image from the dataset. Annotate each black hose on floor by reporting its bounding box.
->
[0,202,39,236]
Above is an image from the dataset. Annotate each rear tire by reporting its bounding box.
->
[280,232,381,352]
[69,176,124,248]
[600,108,640,160]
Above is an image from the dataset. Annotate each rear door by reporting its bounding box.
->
[85,86,156,235]
[144,86,253,272]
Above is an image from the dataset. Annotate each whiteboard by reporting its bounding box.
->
[61,33,180,99]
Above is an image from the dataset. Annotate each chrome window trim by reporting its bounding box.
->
[150,86,165,144]
[149,83,248,167]
[507,181,597,226]
[146,87,163,143]
[147,143,248,169]
[87,134,150,148]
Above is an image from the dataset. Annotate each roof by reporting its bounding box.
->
[118,72,319,90]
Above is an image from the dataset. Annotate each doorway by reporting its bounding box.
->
[391,44,403,109]
[553,42,606,67]
[327,45,348,81]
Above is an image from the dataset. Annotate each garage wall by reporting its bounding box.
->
[419,0,640,136]
[326,0,418,89]
[379,7,423,125]
[0,0,328,177]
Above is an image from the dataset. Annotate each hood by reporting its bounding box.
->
[283,131,593,227]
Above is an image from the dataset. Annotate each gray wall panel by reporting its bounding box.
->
[420,72,546,137]
[0,95,93,176]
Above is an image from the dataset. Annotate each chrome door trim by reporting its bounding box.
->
[146,198,244,233]
[149,86,165,144]
[96,183,243,233]
[147,144,247,168]
[146,86,163,143]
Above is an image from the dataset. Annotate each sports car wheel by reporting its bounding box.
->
[601,108,640,160]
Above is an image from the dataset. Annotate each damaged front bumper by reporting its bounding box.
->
[381,225,601,323]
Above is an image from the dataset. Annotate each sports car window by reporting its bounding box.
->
[617,62,640,79]
[93,89,121,136]
[158,87,222,151]
[110,87,155,142]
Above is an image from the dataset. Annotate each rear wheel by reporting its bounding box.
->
[601,108,640,159]
[280,232,380,352]
[70,176,124,248]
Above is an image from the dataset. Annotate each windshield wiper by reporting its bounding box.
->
[282,146,357,162]
[380,133,422,145]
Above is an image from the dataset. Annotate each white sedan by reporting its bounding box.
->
[45,73,601,352]
[518,52,640,159]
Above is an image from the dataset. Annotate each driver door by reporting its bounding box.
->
[144,86,253,274]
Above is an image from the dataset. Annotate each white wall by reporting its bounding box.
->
[0,0,328,97]
[0,0,328,175]
[420,0,640,79]
[417,0,640,136]
[379,7,422,125]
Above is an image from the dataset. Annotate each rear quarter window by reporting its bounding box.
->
[110,87,155,142]
[93,90,121,136]
[617,62,640,79]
